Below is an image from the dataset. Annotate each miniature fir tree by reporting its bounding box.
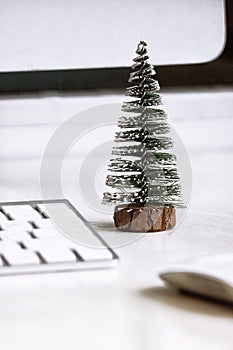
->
[103,41,184,232]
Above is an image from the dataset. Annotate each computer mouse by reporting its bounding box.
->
[159,253,233,304]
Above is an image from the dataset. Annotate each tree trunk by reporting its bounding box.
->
[114,204,176,232]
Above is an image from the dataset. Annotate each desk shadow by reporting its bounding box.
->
[140,286,233,318]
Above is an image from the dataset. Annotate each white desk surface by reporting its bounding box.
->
[0,88,232,350]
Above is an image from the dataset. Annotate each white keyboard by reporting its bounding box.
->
[0,199,118,276]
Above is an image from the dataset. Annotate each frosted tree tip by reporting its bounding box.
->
[136,40,148,55]
[139,40,147,46]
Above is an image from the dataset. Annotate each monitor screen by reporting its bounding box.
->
[0,0,226,72]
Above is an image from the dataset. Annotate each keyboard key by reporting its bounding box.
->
[37,247,77,263]
[2,205,42,221]
[0,212,8,227]
[33,218,54,229]
[37,203,73,218]
[0,241,22,251]
[76,246,113,261]
[23,236,110,263]
[32,228,62,238]
[1,220,32,232]
[52,219,106,248]
[0,228,31,242]
[4,249,40,266]
[0,242,31,263]
[23,236,72,250]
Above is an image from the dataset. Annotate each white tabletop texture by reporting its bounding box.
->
[0,88,232,350]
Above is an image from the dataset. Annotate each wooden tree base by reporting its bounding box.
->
[114,204,176,232]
